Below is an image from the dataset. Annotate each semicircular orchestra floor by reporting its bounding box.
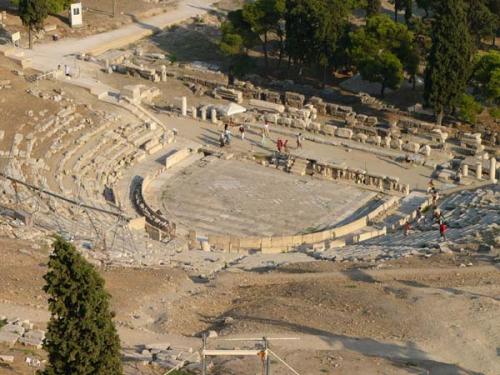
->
[158,159,378,237]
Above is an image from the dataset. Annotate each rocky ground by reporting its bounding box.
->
[0,233,498,374]
[0,2,499,374]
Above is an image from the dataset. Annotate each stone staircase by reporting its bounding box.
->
[315,185,499,261]
[121,97,167,131]
[289,158,309,176]
[380,191,429,231]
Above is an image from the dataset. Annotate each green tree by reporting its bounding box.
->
[13,0,71,14]
[18,0,49,49]
[242,0,285,73]
[490,106,500,119]
[46,0,71,13]
[486,0,500,46]
[285,0,319,73]
[285,0,351,79]
[467,0,497,46]
[42,238,122,375]
[473,51,500,103]
[360,52,404,96]
[219,9,259,75]
[220,26,244,56]
[458,94,483,123]
[312,0,351,84]
[366,0,381,17]
[224,9,260,52]
[350,15,418,94]
[424,0,473,125]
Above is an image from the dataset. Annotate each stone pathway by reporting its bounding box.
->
[11,0,216,74]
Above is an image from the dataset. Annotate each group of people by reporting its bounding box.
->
[218,120,306,153]
[403,179,448,241]
[276,138,289,153]
[427,179,447,240]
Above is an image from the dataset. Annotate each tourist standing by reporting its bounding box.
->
[432,190,440,207]
[219,132,225,148]
[427,179,435,193]
[239,125,245,140]
[404,221,411,236]
[225,128,232,145]
[416,207,423,224]
[439,222,447,241]
[277,138,283,153]
[296,133,303,149]
[264,122,270,137]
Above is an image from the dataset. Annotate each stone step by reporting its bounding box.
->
[169,210,299,237]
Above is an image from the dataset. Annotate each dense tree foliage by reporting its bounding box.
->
[472,51,500,103]
[350,15,418,96]
[467,0,498,46]
[424,0,473,124]
[46,0,71,13]
[415,0,432,18]
[459,94,483,123]
[366,0,381,17]
[219,0,497,124]
[221,0,353,78]
[14,0,70,14]
[42,238,122,375]
[243,0,285,72]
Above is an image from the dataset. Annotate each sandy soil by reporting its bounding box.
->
[0,235,498,375]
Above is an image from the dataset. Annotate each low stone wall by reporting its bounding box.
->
[164,148,191,169]
[353,227,387,243]
[367,196,400,222]
[207,197,399,254]
[310,159,410,196]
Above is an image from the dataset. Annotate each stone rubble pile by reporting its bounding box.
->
[0,317,45,349]
[0,79,11,90]
[122,343,201,371]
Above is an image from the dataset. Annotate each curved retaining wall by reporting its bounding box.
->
[127,148,194,238]
[132,175,175,240]
[207,196,399,253]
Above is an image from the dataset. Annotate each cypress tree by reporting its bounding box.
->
[424,0,473,125]
[42,238,123,375]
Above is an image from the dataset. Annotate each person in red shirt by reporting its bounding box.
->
[277,138,283,153]
[439,222,447,241]
[404,221,411,236]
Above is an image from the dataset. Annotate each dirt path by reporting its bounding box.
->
[17,0,216,74]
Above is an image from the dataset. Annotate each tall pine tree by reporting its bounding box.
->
[424,0,473,125]
[42,238,122,375]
